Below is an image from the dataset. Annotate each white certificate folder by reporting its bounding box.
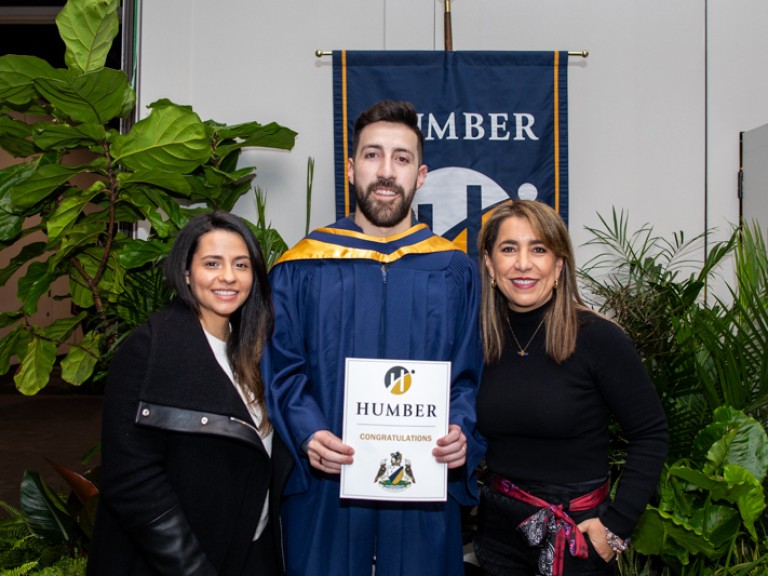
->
[340,357,451,502]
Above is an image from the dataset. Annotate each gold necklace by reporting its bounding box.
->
[506,316,545,357]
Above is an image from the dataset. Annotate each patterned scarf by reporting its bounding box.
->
[492,475,609,576]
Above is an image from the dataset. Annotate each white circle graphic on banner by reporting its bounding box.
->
[414,167,509,237]
[517,182,538,201]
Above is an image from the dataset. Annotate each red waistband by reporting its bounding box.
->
[491,475,610,576]
[491,475,609,511]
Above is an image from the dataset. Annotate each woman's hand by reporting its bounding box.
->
[577,517,615,562]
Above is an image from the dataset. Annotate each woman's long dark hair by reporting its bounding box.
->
[165,211,274,431]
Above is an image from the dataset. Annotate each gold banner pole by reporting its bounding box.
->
[315,51,589,58]
[444,0,453,51]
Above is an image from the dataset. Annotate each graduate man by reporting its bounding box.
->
[265,100,483,576]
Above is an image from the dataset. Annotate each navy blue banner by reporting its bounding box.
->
[333,50,568,259]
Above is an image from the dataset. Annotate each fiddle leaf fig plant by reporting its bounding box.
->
[0,0,297,394]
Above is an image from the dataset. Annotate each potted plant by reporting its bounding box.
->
[0,0,297,396]
[579,210,768,574]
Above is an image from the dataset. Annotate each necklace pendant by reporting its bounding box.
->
[506,317,544,359]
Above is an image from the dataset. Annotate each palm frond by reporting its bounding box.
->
[579,209,768,454]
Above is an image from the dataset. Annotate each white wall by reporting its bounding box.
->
[136,0,768,275]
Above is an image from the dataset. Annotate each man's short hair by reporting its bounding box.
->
[351,100,424,163]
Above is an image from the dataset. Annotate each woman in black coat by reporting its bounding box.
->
[88,212,293,576]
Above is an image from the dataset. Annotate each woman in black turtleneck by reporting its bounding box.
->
[473,201,668,576]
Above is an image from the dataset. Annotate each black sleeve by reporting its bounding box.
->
[588,317,669,538]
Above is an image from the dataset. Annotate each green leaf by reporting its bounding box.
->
[43,312,88,342]
[654,461,687,512]
[0,114,37,157]
[0,310,23,329]
[250,224,288,270]
[72,245,102,281]
[689,503,741,551]
[17,261,57,315]
[118,238,171,269]
[19,470,74,543]
[193,165,254,210]
[61,329,101,386]
[704,406,768,480]
[0,55,61,106]
[116,266,172,329]
[192,165,255,209]
[117,170,206,198]
[56,0,120,74]
[721,464,765,539]
[215,178,254,212]
[48,214,107,268]
[10,163,80,211]
[102,250,126,299]
[669,465,719,491]
[0,161,37,210]
[111,103,211,173]
[109,202,145,226]
[236,121,299,150]
[0,241,46,287]
[117,186,185,238]
[32,121,108,151]
[35,68,134,124]
[14,336,56,395]
[632,507,711,564]
[694,420,729,458]
[148,97,192,112]
[0,324,29,375]
[212,120,297,152]
[0,210,24,242]
[69,266,94,308]
[46,183,104,242]
[75,246,124,302]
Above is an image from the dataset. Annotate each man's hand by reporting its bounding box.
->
[307,430,354,474]
[432,424,467,469]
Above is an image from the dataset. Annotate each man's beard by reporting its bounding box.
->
[355,178,415,228]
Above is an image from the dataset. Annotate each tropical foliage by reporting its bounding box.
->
[0,460,95,574]
[631,407,768,575]
[0,0,297,396]
[580,210,768,575]
[579,211,768,456]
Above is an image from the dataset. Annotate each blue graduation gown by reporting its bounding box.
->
[264,218,484,576]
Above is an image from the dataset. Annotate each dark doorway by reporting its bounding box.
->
[0,0,123,70]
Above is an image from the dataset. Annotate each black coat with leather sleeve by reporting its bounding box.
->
[87,301,293,575]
